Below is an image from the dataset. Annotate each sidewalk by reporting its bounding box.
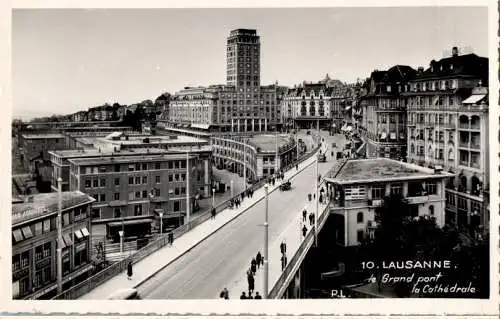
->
[227,183,329,299]
[81,153,319,299]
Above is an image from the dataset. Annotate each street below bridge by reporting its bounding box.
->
[140,131,346,299]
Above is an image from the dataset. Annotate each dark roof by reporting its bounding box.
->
[416,54,488,83]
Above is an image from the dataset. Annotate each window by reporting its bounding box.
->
[357,230,364,243]
[135,164,141,171]
[426,181,437,195]
[99,178,106,187]
[35,222,43,235]
[142,190,148,198]
[155,188,161,197]
[175,188,180,195]
[134,204,143,216]
[128,164,135,172]
[99,194,106,202]
[174,161,180,169]
[99,166,106,173]
[371,184,385,199]
[134,176,140,184]
[142,176,148,184]
[458,197,468,210]
[155,176,161,183]
[113,192,120,200]
[114,208,121,218]
[135,191,141,198]
[142,163,148,171]
[91,208,101,219]
[128,192,135,200]
[181,160,186,169]
[114,164,120,172]
[428,205,434,216]
[92,179,99,188]
[168,162,173,169]
[181,187,186,195]
[114,178,120,186]
[181,173,186,181]
[390,183,403,196]
[84,179,91,188]
[168,174,173,182]
[128,177,134,185]
[357,212,364,223]
[173,201,180,212]
[63,213,70,226]
[155,162,161,169]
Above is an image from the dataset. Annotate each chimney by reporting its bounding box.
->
[452,46,459,57]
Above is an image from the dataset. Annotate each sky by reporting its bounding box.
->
[12,7,488,120]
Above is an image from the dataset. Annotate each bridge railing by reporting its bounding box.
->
[268,190,330,299]
[51,139,322,300]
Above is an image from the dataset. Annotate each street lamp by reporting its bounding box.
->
[212,187,216,208]
[56,177,63,294]
[159,212,163,235]
[186,150,191,225]
[263,183,269,298]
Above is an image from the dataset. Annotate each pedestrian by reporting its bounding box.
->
[302,225,308,237]
[319,194,323,204]
[296,164,298,171]
[211,207,216,219]
[248,275,255,294]
[127,261,133,280]
[320,186,325,194]
[220,287,229,299]
[251,259,257,275]
[302,208,307,222]
[242,191,245,200]
[281,255,286,270]
[280,242,285,254]
[240,292,247,299]
[256,252,262,269]
[283,241,287,253]
[169,232,174,245]
[254,292,262,299]
[309,213,314,226]
[272,178,275,186]
[313,193,316,199]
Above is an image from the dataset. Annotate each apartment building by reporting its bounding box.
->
[12,191,94,299]
[324,158,452,246]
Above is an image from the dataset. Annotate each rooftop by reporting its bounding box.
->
[248,134,295,153]
[327,158,453,185]
[21,133,65,139]
[12,191,94,226]
[50,146,211,160]
[68,152,198,166]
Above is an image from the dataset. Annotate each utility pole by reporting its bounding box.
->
[263,183,269,298]
[56,178,63,294]
[186,150,191,225]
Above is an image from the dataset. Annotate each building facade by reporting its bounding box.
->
[281,76,348,130]
[12,191,94,299]
[324,158,452,246]
[167,29,286,133]
[20,134,67,172]
[211,134,298,180]
[67,149,212,241]
[358,65,416,160]
[404,47,489,230]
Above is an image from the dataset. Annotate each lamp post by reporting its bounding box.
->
[56,177,63,294]
[212,187,216,208]
[230,179,234,199]
[186,150,191,225]
[275,131,279,175]
[314,156,319,247]
[263,183,269,298]
[159,212,163,235]
[119,230,124,253]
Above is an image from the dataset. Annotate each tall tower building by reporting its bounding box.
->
[226,29,260,89]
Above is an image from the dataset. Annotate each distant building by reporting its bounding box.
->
[281,75,348,130]
[12,191,94,299]
[324,158,452,246]
[404,47,489,230]
[20,133,66,172]
[211,134,297,180]
[358,65,416,160]
[67,149,212,242]
[168,29,286,133]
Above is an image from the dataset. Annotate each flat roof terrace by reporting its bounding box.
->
[326,158,453,185]
[248,134,294,153]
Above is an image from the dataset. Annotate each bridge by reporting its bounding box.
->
[76,131,346,300]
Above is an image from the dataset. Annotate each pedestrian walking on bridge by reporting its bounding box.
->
[302,225,308,238]
[309,213,314,226]
[251,258,257,275]
[240,292,247,299]
[254,292,262,299]
[302,208,307,222]
[256,252,262,269]
[296,164,299,171]
[127,261,133,280]
[211,207,216,220]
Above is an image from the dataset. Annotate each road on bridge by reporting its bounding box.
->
[139,131,346,299]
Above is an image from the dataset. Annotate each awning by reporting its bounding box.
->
[12,229,23,243]
[390,133,396,140]
[107,218,153,227]
[63,233,73,246]
[109,200,127,207]
[74,230,83,240]
[81,228,90,237]
[462,94,486,104]
[191,123,210,130]
[380,132,387,139]
[21,226,34,239]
